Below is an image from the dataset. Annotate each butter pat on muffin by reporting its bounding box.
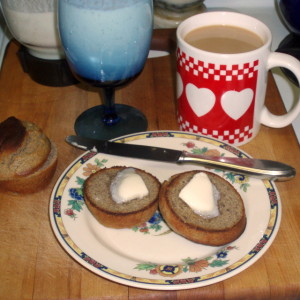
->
[159,170,246,246]
[84,166,161,229]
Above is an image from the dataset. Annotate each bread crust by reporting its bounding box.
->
[0,141,57,193]
[0,117,51,178]
[0,116,26,152]
[85,193,158,229]
[84,166,160,229]
[0,117,57,193]
[159,171,246,246]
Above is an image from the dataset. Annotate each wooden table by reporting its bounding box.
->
[0,36,299,300]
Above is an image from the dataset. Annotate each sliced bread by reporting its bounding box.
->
[84,166,161,229]
[159,170,246,246]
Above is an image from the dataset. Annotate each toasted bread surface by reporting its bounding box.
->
[84,166,160,228]
[159,171,246,246]
[0,117,57,193]
[0,117,51,178]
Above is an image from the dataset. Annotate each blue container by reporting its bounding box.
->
[278,0,300,35]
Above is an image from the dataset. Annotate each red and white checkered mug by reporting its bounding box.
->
[177,11,300,145]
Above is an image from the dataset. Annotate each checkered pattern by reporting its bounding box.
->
[177,48,258,145]
[178,115,253,144]
[177,49,259,81]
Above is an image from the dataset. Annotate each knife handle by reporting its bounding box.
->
[178,151,296,181]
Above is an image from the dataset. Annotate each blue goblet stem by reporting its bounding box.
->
[100,87,120,126]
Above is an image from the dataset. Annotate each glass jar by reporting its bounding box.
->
[154,0,206,28]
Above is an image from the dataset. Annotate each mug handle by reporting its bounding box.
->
[261,52,300,127]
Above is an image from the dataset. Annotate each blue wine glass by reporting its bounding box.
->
[58,0,153,140]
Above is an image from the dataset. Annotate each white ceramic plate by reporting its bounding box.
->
[49,131,281,290]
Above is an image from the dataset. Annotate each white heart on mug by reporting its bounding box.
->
[221,88,254,120]
[186,84,216,117]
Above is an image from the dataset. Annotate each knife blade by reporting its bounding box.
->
[66,135,296,181]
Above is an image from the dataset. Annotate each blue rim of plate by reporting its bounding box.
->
[49,131,281,290]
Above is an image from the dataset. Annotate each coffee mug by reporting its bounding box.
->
[176,11,300,145]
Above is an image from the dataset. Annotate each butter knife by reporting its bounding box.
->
[66,135,296,181]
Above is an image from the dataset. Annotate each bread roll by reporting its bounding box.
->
[159,170,246,246]
[0,116,57,193]
[84,166,160,229]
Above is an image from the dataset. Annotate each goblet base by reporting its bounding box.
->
[74,104,148,140]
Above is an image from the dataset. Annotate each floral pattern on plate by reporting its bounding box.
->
[135,245,238,277]
[50,131,281,290]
